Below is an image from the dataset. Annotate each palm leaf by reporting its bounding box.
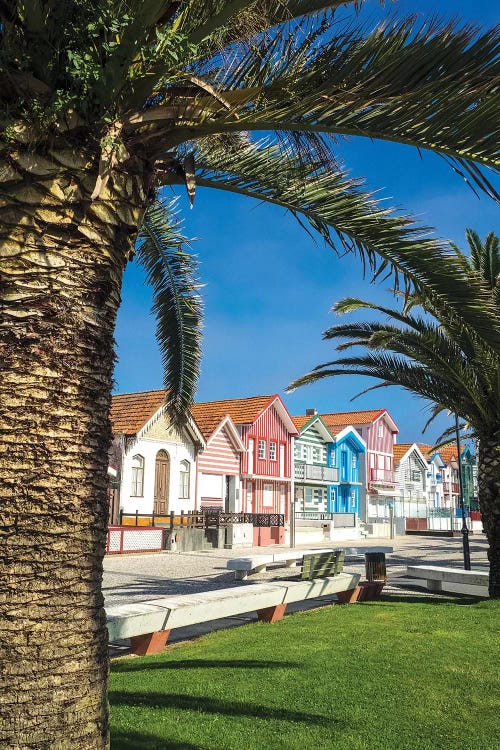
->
[136,199,203,428]
[159,137,500,350]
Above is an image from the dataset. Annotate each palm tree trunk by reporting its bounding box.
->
[0,162,148,747]
[477,436,500,598]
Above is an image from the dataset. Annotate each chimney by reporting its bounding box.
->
[305,408,317,416]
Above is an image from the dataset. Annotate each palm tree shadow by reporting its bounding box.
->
[111,726,209,750]
[112,658,299,674]
[109,691,338,727]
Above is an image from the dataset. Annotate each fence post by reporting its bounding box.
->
[135,509,138,527]
[170,510,174,531]
[151,512,155,528]
[181,510,185,527]
[119,508,123,526]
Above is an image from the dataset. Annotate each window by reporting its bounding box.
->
[377,423,384,439]
[258,440,266,459]
[269,441,277,461]
[312,446,321,463]
[179,460,190,499]
[131,455,144,497]
[352,454,357,468]
[331,448,336,466]
[263,483,273,507]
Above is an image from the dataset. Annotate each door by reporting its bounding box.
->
[279,444,285,477]
[154,450,170,515]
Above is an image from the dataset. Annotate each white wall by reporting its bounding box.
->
[120,436,197,516]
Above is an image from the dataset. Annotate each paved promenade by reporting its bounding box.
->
[104,534,489,651]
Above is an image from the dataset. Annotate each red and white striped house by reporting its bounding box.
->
[190,406,246,511]
[192,395,298,519]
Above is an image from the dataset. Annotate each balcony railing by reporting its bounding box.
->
[370,468,396,485]
[294,463,339,482]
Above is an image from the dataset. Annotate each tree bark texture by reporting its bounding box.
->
[478,436,500,598]
[0,147,149,748]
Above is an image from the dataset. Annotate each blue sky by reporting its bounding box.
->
[114,0,499,444]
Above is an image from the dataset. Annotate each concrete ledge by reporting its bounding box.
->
[107,572,361,646]
[406,565,489,597]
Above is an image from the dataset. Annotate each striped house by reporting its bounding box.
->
[192,395,298,519]
[320,409,398,522]
[292,411,366,518]
[190,406,246,511]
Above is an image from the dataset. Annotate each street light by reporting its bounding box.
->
[455,414,471,570]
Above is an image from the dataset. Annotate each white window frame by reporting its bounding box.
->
[263,483,273,508]
[269,441,277,461]
[179,460,190,499]
[131,454,144,497]
[258,439,266,459]
[377,422,384,439]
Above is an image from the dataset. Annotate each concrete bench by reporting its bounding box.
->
[406,566,489,597]
[227,546,393,580]
[107,571,361,656]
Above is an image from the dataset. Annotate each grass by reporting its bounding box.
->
[110,597,500,750]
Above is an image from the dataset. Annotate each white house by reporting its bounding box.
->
[393,443,430,517]
[110,390,205,520]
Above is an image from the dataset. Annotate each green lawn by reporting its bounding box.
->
[110,597,500,750]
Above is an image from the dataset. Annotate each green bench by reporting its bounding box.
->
[301,550,345,580]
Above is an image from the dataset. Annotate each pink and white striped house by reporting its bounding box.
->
[190,407,246,511]
[192,395,298,520]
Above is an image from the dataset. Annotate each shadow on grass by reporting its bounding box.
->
[379,593,480,606]
[109,691,336,727]
[111,727,210,750]
[112,658,299,674]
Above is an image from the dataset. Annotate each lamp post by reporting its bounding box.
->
[455,414,471,570]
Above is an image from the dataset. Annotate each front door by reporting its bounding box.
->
[154,450,170,515]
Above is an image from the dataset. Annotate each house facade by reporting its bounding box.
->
[320,409,398,522]
[110,390,204,520]
[292,412,366,518]
[193,395,298,519]
[393,443,430,517]
[190,408,246,511]
[329,426,366,516]
[292,414,338,514]
[418,444,445,508]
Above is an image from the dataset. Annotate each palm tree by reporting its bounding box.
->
[290,230,500,598]
[0,2,499,746]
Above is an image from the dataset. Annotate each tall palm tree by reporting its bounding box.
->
[290,230,500,598]
[0,2,499,746]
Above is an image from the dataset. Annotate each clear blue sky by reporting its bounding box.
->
[114,0,499,445]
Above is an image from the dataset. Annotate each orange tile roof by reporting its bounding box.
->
[191,395,274,433]
[111,389,167,435]
[320,409,387,428]
[291,415,311,431]
[434,444,458,465]
[393,443,412,464]
[417,443,434,460]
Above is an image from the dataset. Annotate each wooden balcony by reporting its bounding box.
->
[294,463,339,482]
[370,468,396,485]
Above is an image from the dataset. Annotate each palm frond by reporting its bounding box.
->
[160,137,500,350]
[136,199,203,429]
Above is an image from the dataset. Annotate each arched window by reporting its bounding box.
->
[179,460,190,499]
[131,455,144,497]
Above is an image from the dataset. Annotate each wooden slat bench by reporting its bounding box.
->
[301,550,345,580]
[406,566,489,597]
[227,546,393,581]
[107,571,361,656]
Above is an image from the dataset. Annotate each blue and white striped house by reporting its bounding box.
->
[292,411,366,518]
[328,425,366,517]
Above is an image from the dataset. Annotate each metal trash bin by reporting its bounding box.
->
[365,552,387,581]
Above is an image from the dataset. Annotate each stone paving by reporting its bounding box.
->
[105,533,489,653]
